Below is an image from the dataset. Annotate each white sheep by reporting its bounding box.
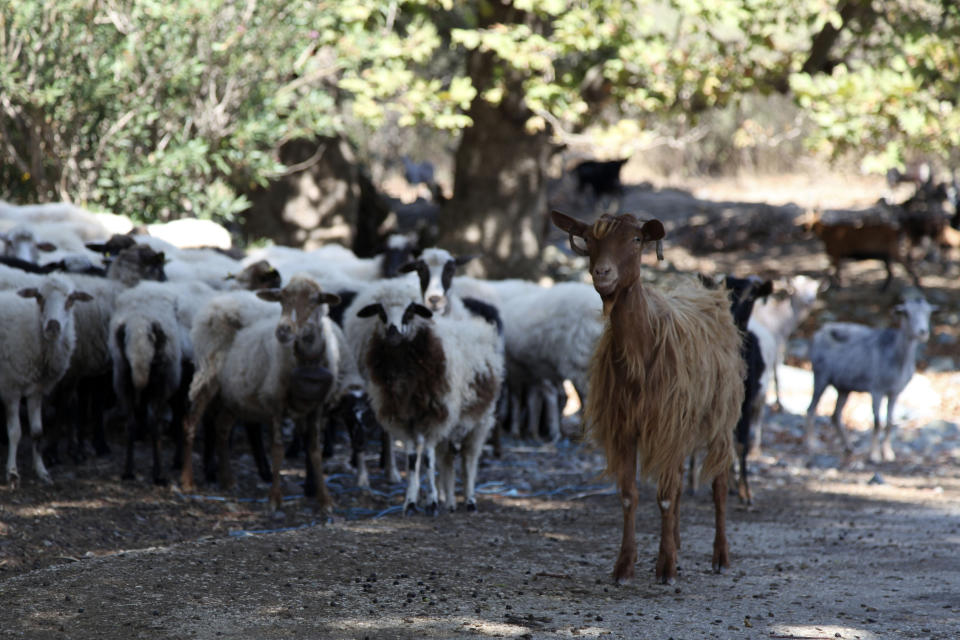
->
[346,279,504,513]
[180,276,352,512]
[0,275,92,487]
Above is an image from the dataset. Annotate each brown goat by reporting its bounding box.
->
[810,215,920,290]
[551,210,743,584]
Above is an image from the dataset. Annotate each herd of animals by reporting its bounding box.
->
[0,174,947,582]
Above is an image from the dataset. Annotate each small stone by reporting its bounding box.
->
[868,473,885,485]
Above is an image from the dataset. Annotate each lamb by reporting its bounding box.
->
[804,296,935,463]
[346,279,504,514]
[180,276,349,512]
[1,275,92,487]
[552,210,743,584]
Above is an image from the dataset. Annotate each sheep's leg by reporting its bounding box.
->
[804,376,830,452]
[881,393,898,462]
[542,381,561,442]
[747,391,766,458]
[122,399,138,482]
[383,431,402,484]
[305,411,333,514]
[403,435,424,515]
[524,386,542,439]
[462,423,489,512]
[146,401,167,486]
[4,395,22,487]
[868,392,885,464]
[770,352,784,414]
[508,389,523,437]
[215,409,238,491]
[436,442,456,512]
[423,443,439,516]
[268,416,286,513]
[244,421,272,483]
[712,472,730,573]
[672,478,682,552]
[180,383,216,491]
[26,394,51,485]
[612,448,639,584]
[830,391,853,456]
[654,471,681,584]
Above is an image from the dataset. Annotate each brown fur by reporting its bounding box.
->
[462,365,497,420]
[552,209,744,584]
[366,328,450,432]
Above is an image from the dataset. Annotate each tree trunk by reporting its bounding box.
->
[437,2,553,280]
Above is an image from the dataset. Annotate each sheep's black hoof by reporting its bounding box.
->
[425,501,439,517]
[121,471,136,482]
[153,476,169,487]
[404,502,418,516]
[466,501,478,513]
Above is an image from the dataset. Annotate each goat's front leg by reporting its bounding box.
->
[26,394,51,485]
[712,472,730,573]
[881,393,898,462]
[830,390,853,456]
[804,377,830,452]
[655,470,681,585]
[612,448,638,584]
[868,392,885,464]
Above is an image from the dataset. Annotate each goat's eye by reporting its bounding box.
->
[633,236,642,243]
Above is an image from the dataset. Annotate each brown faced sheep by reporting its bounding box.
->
[551,211,744,585]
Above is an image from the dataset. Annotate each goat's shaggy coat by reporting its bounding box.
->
[552,210,743,585]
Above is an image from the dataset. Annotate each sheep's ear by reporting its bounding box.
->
[36,242,57,252]
[551,210,588,237]
[454,255,475,267]
[357,303,386,323]
[86,242,108,253]
[410,303,433,319]
[318,292,341,307]
[68,291,93,304]
[398,261,420,273]
[257,288,283,303]
[18,287,41,300]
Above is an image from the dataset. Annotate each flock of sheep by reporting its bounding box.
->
[0,196,939,582]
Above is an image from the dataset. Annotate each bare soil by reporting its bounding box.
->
[2,174,959,639]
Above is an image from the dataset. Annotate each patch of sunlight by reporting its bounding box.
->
[10,505,59,517]
[338,615,564,638]
[49,499,113,510]
[770,623,879,639]
[562,379,581,416]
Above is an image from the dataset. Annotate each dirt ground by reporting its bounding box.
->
[1,174,959,639]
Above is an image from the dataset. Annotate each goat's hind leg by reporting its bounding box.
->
[880,393,898,462]
[868,392,885,464]
[711,471,730,573]
[655,469,681,585]
[804,376,831,452]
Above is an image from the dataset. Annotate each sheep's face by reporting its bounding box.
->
[400,249,473,314]
[18,280,92,339]
[357,299,433,346]
[108,245,168,284]
[1,228,56,263]
[228,260,281,291]
[551,210,664,303]
[258,278,340,346]
[895,298,936,342]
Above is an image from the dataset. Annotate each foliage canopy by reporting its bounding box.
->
[1,0,957,223]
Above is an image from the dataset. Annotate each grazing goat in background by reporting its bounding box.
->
[552,210,743,584]
[571,158,629,200]
[804,296,935,463]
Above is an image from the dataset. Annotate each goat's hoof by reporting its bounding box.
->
[466,501,477,513]
[712,563,727,574]
[659,575,677,586]
[425,501,439,517]
[37,472,53,486]
[403,502,418,516]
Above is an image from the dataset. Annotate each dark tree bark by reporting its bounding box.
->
[437,1,554,280]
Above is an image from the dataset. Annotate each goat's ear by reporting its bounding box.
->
[36,242,57,253]
[317,292,341,307]
[551,210,588,237]
[640,219,665,242]
[257,288,283,303]
[411,303,433,319]
[17,287,41,300]
[757,280,774,298]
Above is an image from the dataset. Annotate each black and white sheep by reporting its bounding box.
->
[804,296,936,463]
[346,279,504,513]
[1,275,92,487]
